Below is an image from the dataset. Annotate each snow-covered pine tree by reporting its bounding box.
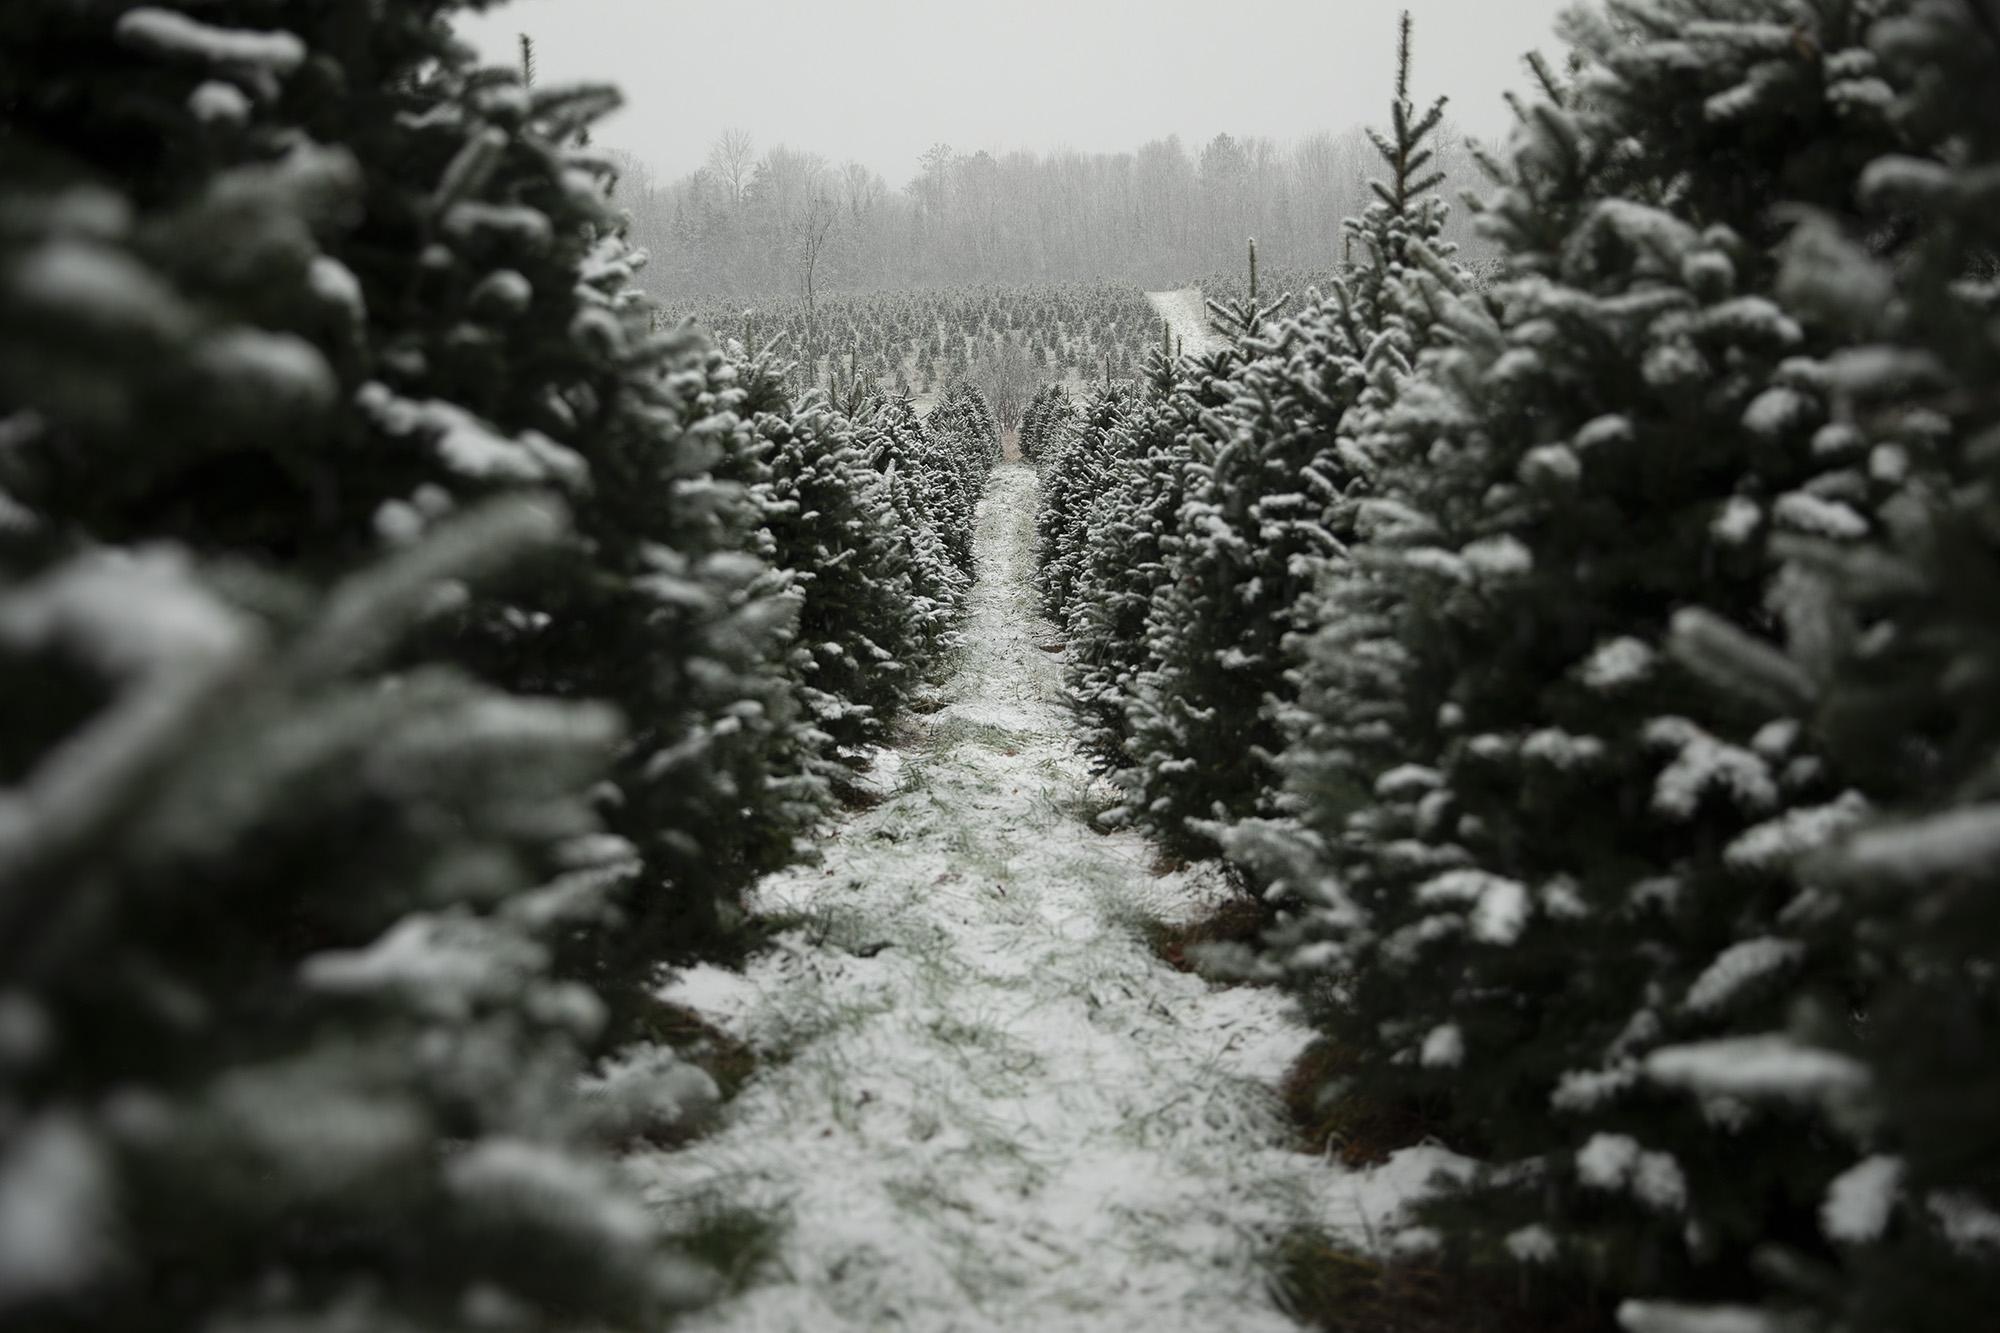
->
[929,380,1005,547]
[1239,19,1478,832]
[1623,5,2000,1329]
[0,135,719,1333]
[1120,11,1457,858]
[1034,382,1133,623]
[1019,382,1072,463]
[879,388,979,577]
[1060,348,1241,777]
[1249,0,1916,1312]
[0,521,733,1333]
[859,397,975,626]
[439,315,825,985]
[0,0,830,991]
[735,358,950,755]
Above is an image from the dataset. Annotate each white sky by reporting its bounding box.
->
[456,0,1575,187]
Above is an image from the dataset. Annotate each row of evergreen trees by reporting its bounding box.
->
[1037,2,1998,1329]
[1017,382,1071,464]
[0,3,997,1329]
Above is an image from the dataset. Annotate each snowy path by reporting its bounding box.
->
[1146,288,1230,360]
[634,463,1454,1332]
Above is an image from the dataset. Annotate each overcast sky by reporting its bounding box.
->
[456,0,1575,187]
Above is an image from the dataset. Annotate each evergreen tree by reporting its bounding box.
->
[0,3,986,1326]
[1034,383,1132,623]
[1018,382,1072,464]
[0,510,721,1333]
[1246,0,1917,1313]
[0,0,831,991]
[891,394,977,574]
[929,380,1005,534]
[1624,5,2000,1329]
[1121,12,1459,858]
[737,361,952,754]
[0,8,727,1317]
[1060,350,1240,779]
[857,397,977,630]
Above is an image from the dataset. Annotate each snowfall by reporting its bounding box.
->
[632,461,1466,1332]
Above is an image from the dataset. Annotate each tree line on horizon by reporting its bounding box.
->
[607,123,1500,301]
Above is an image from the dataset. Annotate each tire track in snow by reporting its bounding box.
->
[632,462,1460,1332]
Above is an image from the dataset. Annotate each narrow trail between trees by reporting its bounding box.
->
[633,463,1454,1332]
[1146,288,1231,360]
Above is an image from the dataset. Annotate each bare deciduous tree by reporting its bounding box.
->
[840,161,883,220]
[706,127,755,207]
[635,123,1497,300]
[971,337,1041,455]
[793,191,837,381]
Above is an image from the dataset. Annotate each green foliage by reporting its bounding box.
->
[1116,10,1466,858]
[1018,381,1072,464]
[1042,0,2000,1325]
[1243,0,1924,1314]
[1054,350,1240,777]
[0,0,831,975]
[679,283,1157,404]
[1620,5,2000,1330]
[0,509,723,1332]
[740,358,972,753]
[1034,382,1134,623]
[0,2,993,1329]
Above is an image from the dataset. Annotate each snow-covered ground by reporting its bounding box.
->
[1146,288,1230,360]
[633,462,1461,1332]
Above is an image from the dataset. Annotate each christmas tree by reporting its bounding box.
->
[0,0,839,993]
[1055,349,1240,780]
[1627,4,2000,1328]
[735,358,953,755]
[0,2,983,1326]
[1247,0,1917,1313]
[1035,382,1133,624]
[0,5,723,1313]
[1018,382,1072,464]
[1120,11,1460,859]
[858,397,973,635]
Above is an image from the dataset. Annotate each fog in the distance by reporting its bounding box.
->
[456,0,1573,185]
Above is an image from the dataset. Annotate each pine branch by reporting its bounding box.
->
[1366,128,1399,170]
[1330,276,1364,349]
[1470,140,1509,186]
[1525,50,1566,107]
[1395,10,1414,108]
[1409,98,1449,145]
[1531,102,1583,175]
